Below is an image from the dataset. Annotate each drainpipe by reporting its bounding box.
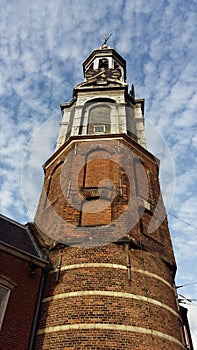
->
[28,269,46,350]
[126,252,131,282]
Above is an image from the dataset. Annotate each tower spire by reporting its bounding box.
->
[33,45,188,350]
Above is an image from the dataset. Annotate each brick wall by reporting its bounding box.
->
[35,136,175,264]
[0,250,42,350]
[35,245,183,349]
[35,329,182,350]
[34,135,182,349]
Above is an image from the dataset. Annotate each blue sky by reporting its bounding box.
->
[0,0,197,346]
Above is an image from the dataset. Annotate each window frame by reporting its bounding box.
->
[0,284,10,330]
[0,275,16,330]
[93,125,105,134]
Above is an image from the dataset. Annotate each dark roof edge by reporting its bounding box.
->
[0,214,48,265]
[0,240,48,267]
[0,213,27,229]
[25,223,47,260]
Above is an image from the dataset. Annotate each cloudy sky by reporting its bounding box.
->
[0,0,197,346]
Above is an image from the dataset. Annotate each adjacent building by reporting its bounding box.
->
[0,214,47,350]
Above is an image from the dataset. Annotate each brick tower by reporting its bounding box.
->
[33,44,185,349]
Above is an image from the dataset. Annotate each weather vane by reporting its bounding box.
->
[102,32,113,47]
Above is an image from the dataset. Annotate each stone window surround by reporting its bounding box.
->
[0,275,16,330]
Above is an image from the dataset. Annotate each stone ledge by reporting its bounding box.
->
[42,290,179,318]
[37,323,184,348]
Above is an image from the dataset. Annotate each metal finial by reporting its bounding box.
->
[102,32,113,48]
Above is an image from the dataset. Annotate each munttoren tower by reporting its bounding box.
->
[33,43,186,349]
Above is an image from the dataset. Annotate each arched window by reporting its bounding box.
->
[80,149,115,226]
[84,151,112,188]
[99,58,108,68]
[79,99,117,136]
[44,161,64,208]
[87,104,111,135]
[133,158,149,201]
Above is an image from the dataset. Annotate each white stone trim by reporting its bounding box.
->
[45,136,156,170]
[0,275,17,289]
[42,290,179,318]
[51,262,127,272]
[50,263,173,290]
[37,323,184,348]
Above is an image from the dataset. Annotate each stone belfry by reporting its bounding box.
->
[34,43,186,350]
